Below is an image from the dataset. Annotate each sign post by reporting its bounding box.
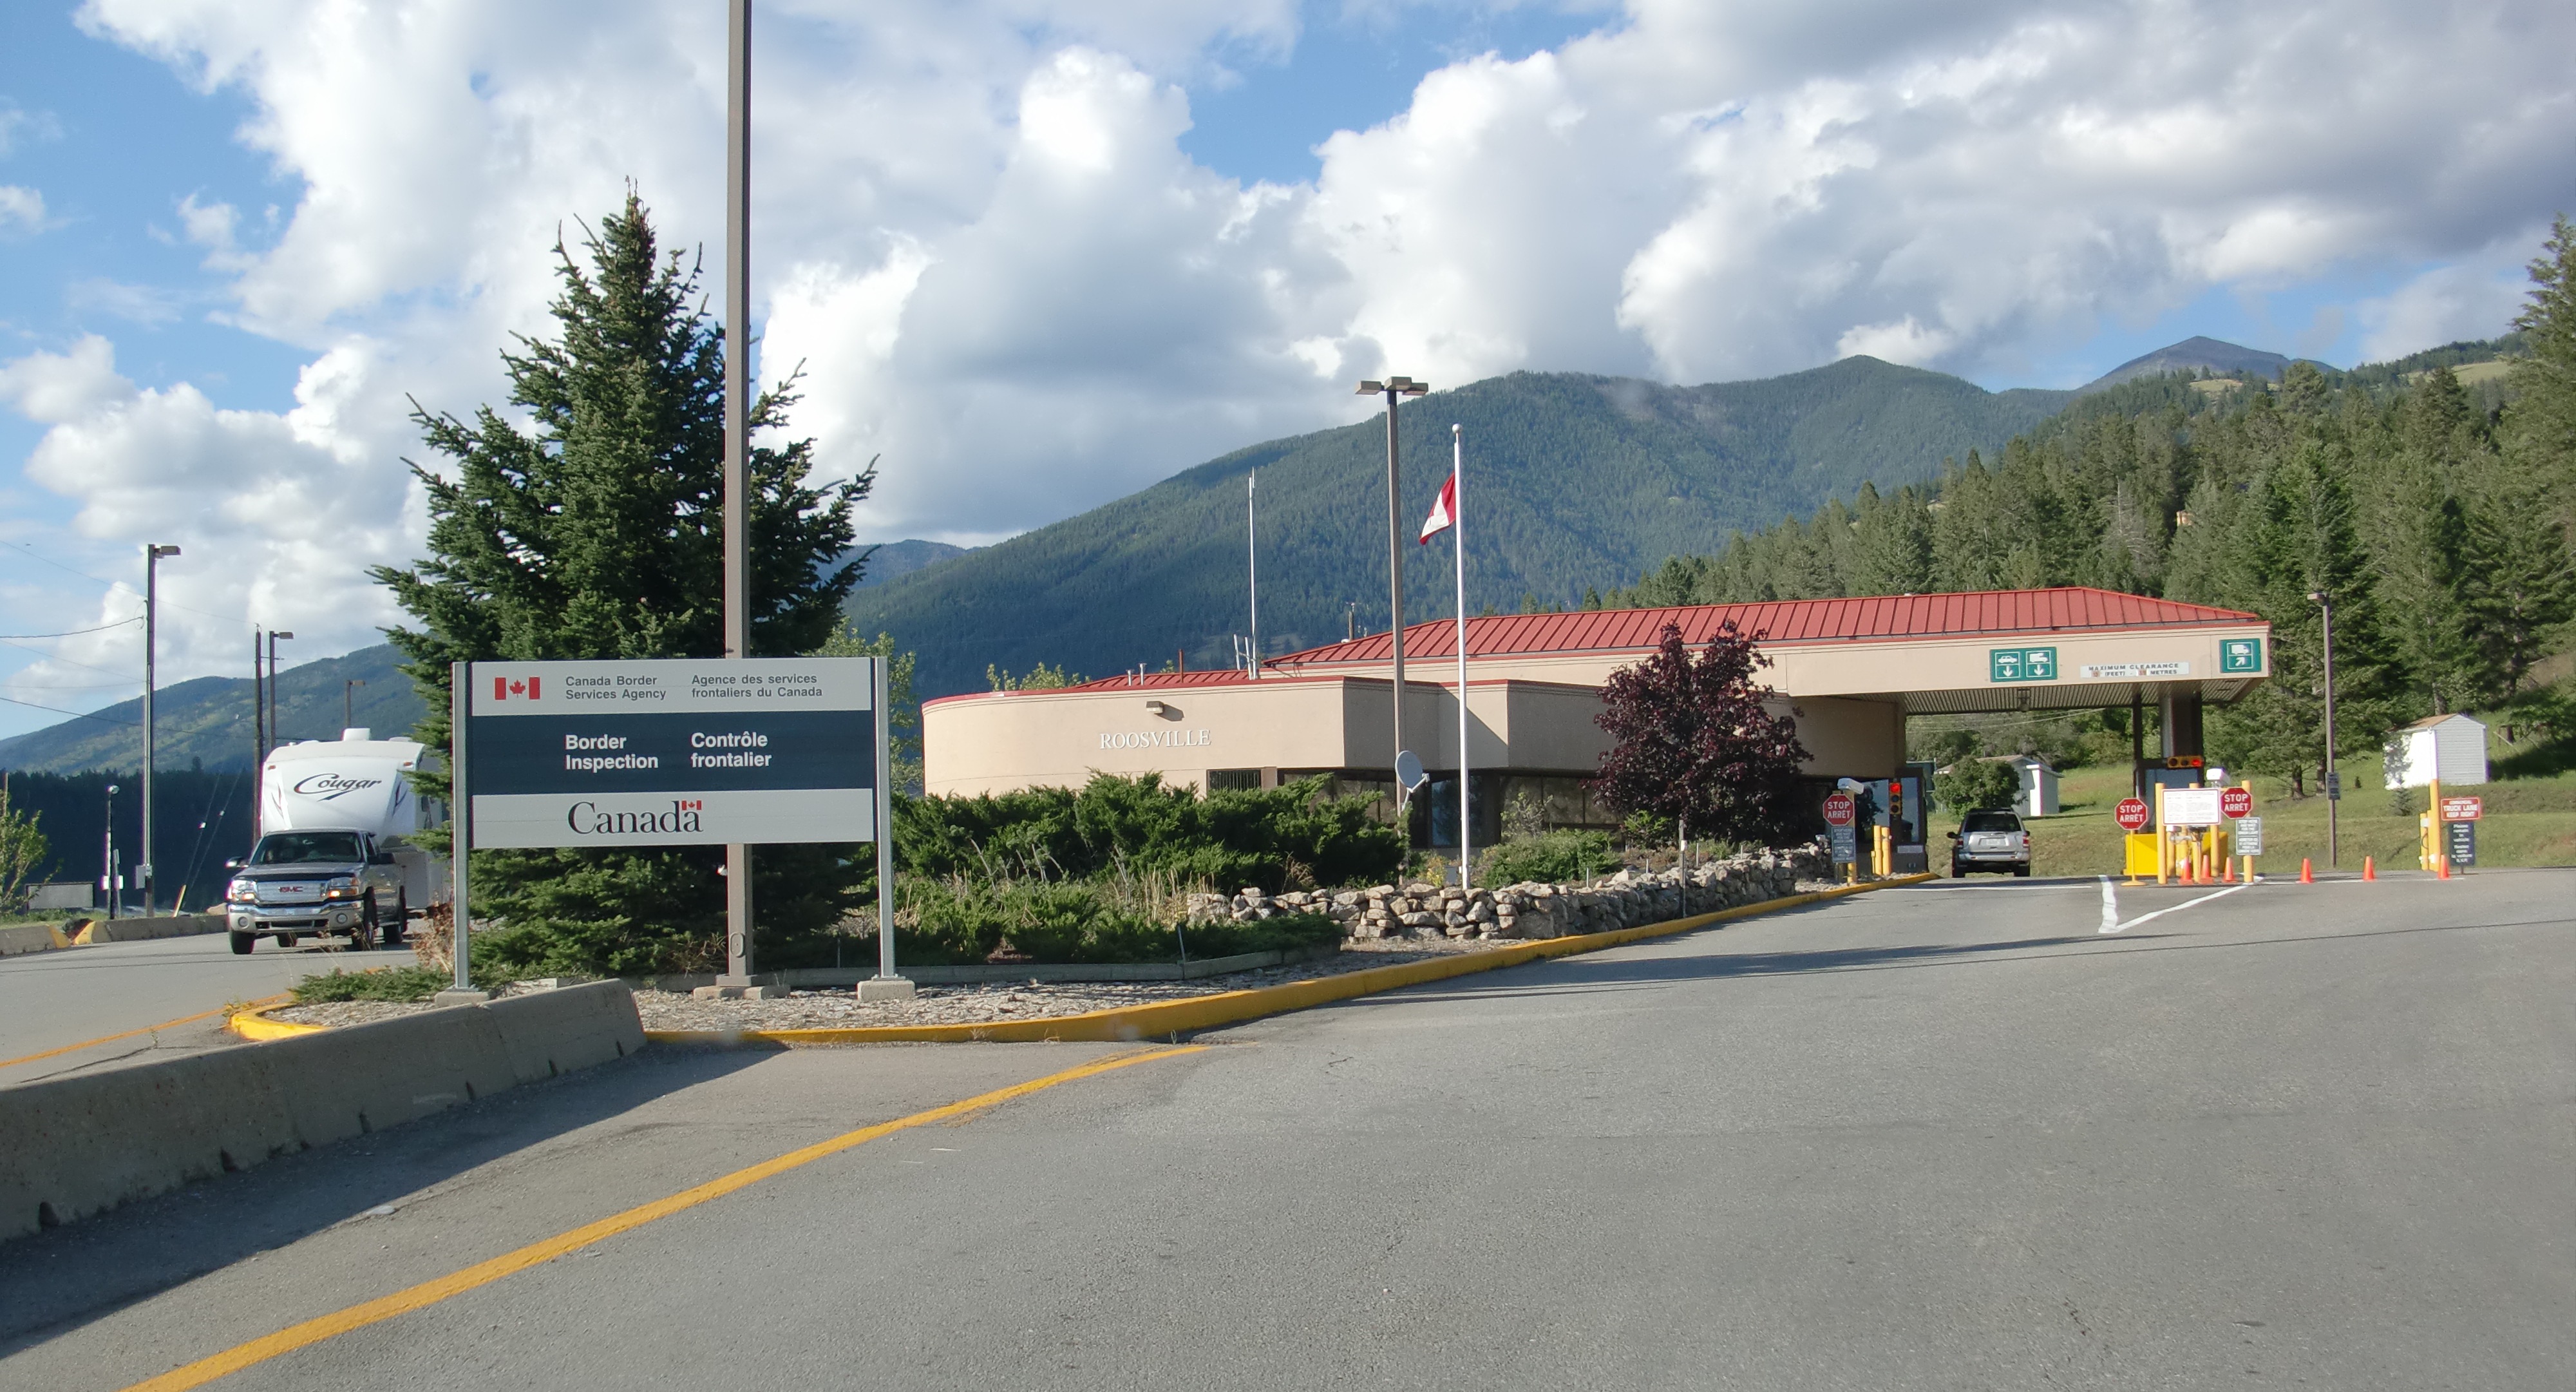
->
[439,664,480,1005]
[1822,792,1857,881]
[459,656,903,1000]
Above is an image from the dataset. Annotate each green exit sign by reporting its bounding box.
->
[2219,638,2263,673]
[1989,646,2058,683]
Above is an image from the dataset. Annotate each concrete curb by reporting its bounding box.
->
[0,913,227,958]
[1,980,645,1243]
[632,942,1342,991]
[645,875,1936,1047]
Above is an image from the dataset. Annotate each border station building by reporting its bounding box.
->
[922,586,2271,850]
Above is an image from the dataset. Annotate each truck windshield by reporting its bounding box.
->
[251,832,365,865]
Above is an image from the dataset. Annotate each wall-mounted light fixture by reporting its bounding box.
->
[1144,700,1171,717]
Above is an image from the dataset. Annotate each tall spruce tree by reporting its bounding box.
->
[374,192,867,975]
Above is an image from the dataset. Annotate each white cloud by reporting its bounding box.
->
[0,186,45,234]
[2,0,2566,692]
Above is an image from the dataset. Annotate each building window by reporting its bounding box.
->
[1206,768,1263,793]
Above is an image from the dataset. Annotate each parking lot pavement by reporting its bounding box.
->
[0,931,413,1082]
[9,868,2571,1391]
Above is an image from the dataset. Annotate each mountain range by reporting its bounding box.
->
[3,334,2519,770]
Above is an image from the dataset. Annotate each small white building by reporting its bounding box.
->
[2009,756,2061,817]
[2382,713,2488,788]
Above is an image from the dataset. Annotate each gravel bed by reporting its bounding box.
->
[261,936,1522,1033]
[636,935,1515,1032]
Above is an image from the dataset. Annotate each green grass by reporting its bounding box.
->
[289,966,453,1004]
[1927,752,2576,879]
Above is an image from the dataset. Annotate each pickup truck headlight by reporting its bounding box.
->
[227,878,256,902]
[321,876,361,900]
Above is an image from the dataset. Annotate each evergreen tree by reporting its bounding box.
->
[372,192,867,975]
[2507,215,2576,522]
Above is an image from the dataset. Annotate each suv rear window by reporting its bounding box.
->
[1960,812,2023,833]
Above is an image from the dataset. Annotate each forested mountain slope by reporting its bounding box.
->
[0,645,420,775]
[848,358,2074,696]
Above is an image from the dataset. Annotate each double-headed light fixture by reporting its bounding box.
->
[1357,376,1429,810]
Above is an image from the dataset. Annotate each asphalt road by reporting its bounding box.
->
[6,870,2570,1389]
[0,930,412,1081]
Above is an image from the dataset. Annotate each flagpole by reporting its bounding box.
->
[1247,469,1259,680]
[1452,424,1468,890]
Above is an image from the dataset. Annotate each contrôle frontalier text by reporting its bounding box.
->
[557,731,778,771]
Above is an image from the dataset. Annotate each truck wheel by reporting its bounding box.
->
[354,892,380,951]
[2013,864,2031,878]
[384,890,408,948]
[229,931,255,955]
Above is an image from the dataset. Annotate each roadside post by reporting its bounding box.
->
[440,666,477,1006]
[2219,785,2253,881]
[2439,793,2481,875]
[451,655,900,1002]
[2153,782,2168,884]
[1822,791,1857,882]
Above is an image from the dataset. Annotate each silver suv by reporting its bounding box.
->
[1949,810,2032,877]
[223,830,410,954]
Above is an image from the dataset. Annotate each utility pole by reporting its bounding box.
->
[344,679,366,730]
[251,629,264,779]
[1356,376,1428,817]
[141,544,178,914]
[265,631,294,754]
[102,781,118,920]
[719,0,756,989]
[2308,590,2339,867]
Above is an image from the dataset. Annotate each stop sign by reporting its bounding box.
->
[2114,797,2152,832]
[2219,787,2254,819]
[1821,792,1856,827]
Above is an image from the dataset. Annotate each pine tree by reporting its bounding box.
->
[372,192,867,975]
[2507,215,2576,522]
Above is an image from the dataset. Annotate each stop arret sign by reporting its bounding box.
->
[2219,787,2254,819]
[2114,797,2152,832]
[1821,792,1856,827]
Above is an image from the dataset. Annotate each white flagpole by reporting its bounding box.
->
[1452,424,1468,889]
[1247,469,1259,680]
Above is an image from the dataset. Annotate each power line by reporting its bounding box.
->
[0,636,135,680]
[0,616,142,640]
[0,693,135,726]
[0,538,251,625]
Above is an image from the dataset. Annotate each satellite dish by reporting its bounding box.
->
[1395,750,1428,792]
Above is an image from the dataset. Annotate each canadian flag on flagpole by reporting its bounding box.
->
[1418,472,1457,544]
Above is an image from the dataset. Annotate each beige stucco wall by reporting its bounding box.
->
[924,676,1904,797]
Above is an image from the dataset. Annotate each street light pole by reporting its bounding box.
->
[344,680,365,731]
[102,781,118,920]
[1356,376,1428,819]
[142,544,179,914]
[719,0,756,989]
[2308,589,2338,868]
[265,631,294,754]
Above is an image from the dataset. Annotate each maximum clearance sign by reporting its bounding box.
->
[464,657,882,849]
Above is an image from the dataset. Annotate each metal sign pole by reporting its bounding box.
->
[860,656,913,1000]
[439,662,480,1003]
[720,0,755,989]
[1452,424,1468,890]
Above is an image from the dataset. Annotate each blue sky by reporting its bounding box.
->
[0,0,2564,740]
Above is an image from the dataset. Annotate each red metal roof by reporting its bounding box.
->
[1274,587,2260,666]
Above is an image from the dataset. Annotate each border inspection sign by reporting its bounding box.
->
[464,658,882,848]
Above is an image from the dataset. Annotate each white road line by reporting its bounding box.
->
[2103,879,2259,933]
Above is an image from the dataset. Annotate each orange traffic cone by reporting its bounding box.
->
[2436,855,2451,881]
[2222,857,2235,883]
[2362,856,2376,881]
[2300,858,2313,883]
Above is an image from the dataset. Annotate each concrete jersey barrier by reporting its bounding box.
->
[0,980,645,1243]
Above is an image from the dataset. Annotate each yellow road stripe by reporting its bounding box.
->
[0,993,290,1073]
[644,875,1937,1047]
[118,1044,1206,1392]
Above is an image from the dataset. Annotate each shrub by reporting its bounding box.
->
[290,966,455,1004]
[876,877,1338,965]
[1475,830,1620,888]
[896,773,1402,893]
[1939,759,2021,814]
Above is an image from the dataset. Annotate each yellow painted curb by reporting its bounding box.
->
[228,1000,325,1041]
[646,873,1937,1047]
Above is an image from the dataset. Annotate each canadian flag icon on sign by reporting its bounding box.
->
[679,800,702,812]
[492,676,541,702]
